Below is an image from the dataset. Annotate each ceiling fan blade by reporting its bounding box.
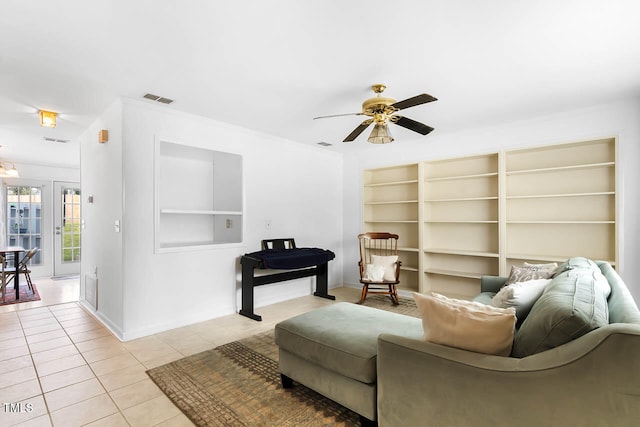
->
[392,116,434,135]
[313,112,363,120]
[343,119,373,142]
[391,94,438,111]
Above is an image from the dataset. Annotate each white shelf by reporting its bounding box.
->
[424,248,500,258]
[401,266,419,272]
[364,220,419,224]
[425,268,483,280]
[160,209,242,215]
[507,253,615,265]
[160,240,216,248]
[398,247,420,253]
[425,172,498,182]
[364,200,418,205]
[506,161,614,175]
[364,179,418,187]
[425,196,498,202]
[507,191,614,200]
[426,220,498,224]
[507,220,614,224]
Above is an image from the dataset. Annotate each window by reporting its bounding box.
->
[6,186,42,265]
[62,187,81,262]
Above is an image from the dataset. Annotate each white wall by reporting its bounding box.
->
[8,162,79,182]
[342,98,640,300]
[79,100,125,336]
[83,98,343,340]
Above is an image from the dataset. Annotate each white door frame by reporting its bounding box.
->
[53,181,81,277]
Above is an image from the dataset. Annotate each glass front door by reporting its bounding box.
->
[53,182,81,277]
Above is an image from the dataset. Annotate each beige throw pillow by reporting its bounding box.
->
[413,292,517,356]
[371,255,398,282]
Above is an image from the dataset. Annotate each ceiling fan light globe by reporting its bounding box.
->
[368,123,394,144]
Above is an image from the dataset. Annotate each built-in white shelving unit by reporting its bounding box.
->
[504,137,616,270]
[362,137,617,299]
[422,153,500,298]
[363,164,420,292]
[155,140,243,252]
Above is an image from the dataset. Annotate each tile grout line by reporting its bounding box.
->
[17,305,55,427]
[21,302,129,426]
[49,302,133,426]
[36,300,186,426]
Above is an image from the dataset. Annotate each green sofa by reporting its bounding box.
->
[275,302,422,426]
[377,260,640,426]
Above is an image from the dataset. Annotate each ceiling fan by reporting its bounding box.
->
[313,84,437,144]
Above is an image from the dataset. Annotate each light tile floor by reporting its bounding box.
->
[0,277,360,426]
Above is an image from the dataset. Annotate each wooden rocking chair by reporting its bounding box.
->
[358,232,400,305]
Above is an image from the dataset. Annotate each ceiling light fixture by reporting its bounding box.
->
[0,162,19,178]
[367,123,394,144]
[39,110,57,128]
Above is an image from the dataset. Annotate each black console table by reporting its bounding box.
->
[239,239,336,321]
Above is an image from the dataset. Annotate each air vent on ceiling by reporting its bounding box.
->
[143,93,174,104]
[43,136,70,143]
[317,142,332,147]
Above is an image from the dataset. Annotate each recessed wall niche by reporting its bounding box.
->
[154,139,243,252]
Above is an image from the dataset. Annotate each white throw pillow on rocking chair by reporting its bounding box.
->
[363,264,385,282]
[371,255,398,282]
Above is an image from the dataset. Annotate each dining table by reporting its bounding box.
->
[0,246,25,300]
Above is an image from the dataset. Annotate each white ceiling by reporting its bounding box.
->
[1,0,639,167]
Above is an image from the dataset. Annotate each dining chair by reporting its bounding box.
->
[5,247,38,293]
[0,254,6,303]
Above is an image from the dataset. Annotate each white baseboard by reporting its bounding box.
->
[78,299,124,340]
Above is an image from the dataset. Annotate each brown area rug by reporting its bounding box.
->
[147,295,419,426]
[0,283,40,305]
[358,294,419,318]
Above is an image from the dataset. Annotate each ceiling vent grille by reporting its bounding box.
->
[143,93,174,104]
[317,142,332,147]
[43,136,70,143]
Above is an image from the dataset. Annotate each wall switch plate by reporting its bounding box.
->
[114,220,120,232]
[265,220,271,230]
[226,218,232,228]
